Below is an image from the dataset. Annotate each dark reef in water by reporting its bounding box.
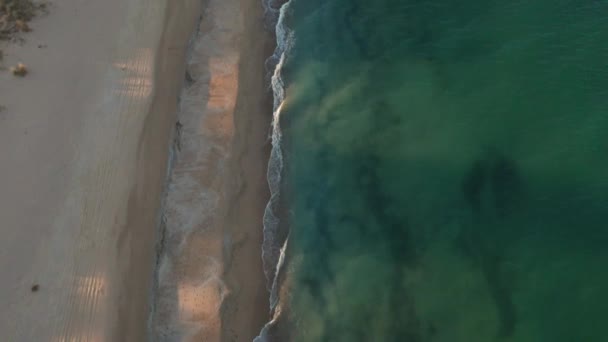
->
[462,153,524,216]
[462,160,486,212]
[461,153,524,337]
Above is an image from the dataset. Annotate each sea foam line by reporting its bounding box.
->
[261,0,294,291]
[257,0,294,341]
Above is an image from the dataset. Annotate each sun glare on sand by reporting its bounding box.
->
[201,56,239,142]
[113,48,153,101]
[53,274,108,342]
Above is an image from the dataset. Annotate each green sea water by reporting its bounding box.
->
[279,0,608,341]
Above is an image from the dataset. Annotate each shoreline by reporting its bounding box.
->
[255,1,294,340]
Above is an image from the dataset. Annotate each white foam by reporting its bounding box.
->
[257,0,295,341]
[261,0,294,290]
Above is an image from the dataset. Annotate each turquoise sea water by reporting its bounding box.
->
[273,0,608,341]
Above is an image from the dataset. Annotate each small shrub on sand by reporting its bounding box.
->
[10,62,27,76]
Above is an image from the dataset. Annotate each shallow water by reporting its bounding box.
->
[275,0,608,341]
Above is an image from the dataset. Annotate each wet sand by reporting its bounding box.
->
[150,0,273,341]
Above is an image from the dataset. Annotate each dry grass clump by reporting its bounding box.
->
[1,0,46,39]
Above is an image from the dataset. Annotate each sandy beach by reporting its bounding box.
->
[0,0,271,340]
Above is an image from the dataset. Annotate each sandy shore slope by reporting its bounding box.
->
[0,0,201,340]
[150,0,273,340]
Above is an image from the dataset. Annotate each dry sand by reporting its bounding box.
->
[0,0,273,340]
[150,0,273,341]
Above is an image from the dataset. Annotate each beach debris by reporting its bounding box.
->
[31,284,39,292]
[10,61,27,76]
[174,120,183,151]
[185,69,194,84]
